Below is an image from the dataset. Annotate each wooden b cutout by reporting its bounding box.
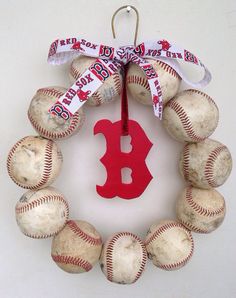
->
[94,119,153,199]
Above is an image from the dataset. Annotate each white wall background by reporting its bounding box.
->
[0,0,235,297]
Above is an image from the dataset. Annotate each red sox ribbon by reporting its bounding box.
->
[47,37,211,120]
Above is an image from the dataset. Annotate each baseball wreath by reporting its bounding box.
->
[7,6,232,284]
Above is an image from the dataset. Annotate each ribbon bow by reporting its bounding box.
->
[47,37,211,120]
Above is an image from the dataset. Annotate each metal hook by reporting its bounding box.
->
[111,5,139,46]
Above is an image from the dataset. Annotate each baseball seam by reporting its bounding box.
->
[134,236,147,283]
[204,146,228,187]
[157,61,180,78]
[182,144,190,181]
[185,186,225,217]
[126,75,150,91]
[105,232,147,283]
[37,88,64,99]
[92,91,103,106]
[166,100,206,142]
[67,220,102,246]
[145,222,194,270]
[34,140,53,189]
[15,195,69,216]
[70,64,81,81]
[51,255,92,272]
[7,139,54,189]
[178,218,209,234]
[113,72,122,95]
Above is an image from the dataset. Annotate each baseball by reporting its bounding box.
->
[28,86,85,140]
[176,186,226,233]
[69,55,122,106]
[163,89,219,142]
[51,220,102,273]
[100,232,147,284]
[15,187,69,238]
[179,139,232,189]
[126,59,181,106]
[145,220,194,270]
[7,136,63,189]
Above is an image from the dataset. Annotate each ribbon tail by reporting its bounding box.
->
[155,56,212,88]
[138,62,163,120]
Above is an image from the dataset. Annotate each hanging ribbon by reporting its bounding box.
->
[47,37,211,120]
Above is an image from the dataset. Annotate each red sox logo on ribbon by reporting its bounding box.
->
[158,39,171,51]
[47,37,211,121]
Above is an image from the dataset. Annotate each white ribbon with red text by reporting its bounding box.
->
[47,37,211,120]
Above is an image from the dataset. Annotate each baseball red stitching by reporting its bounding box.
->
[51,255,92,272]
[105,232,147,283]
[145,221,187,245]
[92,92,103,106]
[204,146,228,187]
[156,60,180,78]
[70,63,81,81]
[185,186,225,217]
[166,100,206,142]
[113,72,122,95]
[7,139,54,190]
[15,195,69,217]
[126,75,150,90]
[67,220,102,246]
[133,239,147,283]
[156,61,180,77]
[37,88,64,99]
[182,144,190,181]
[145,221,194,270]
[178,218,209,233]
[34,140,54,189]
